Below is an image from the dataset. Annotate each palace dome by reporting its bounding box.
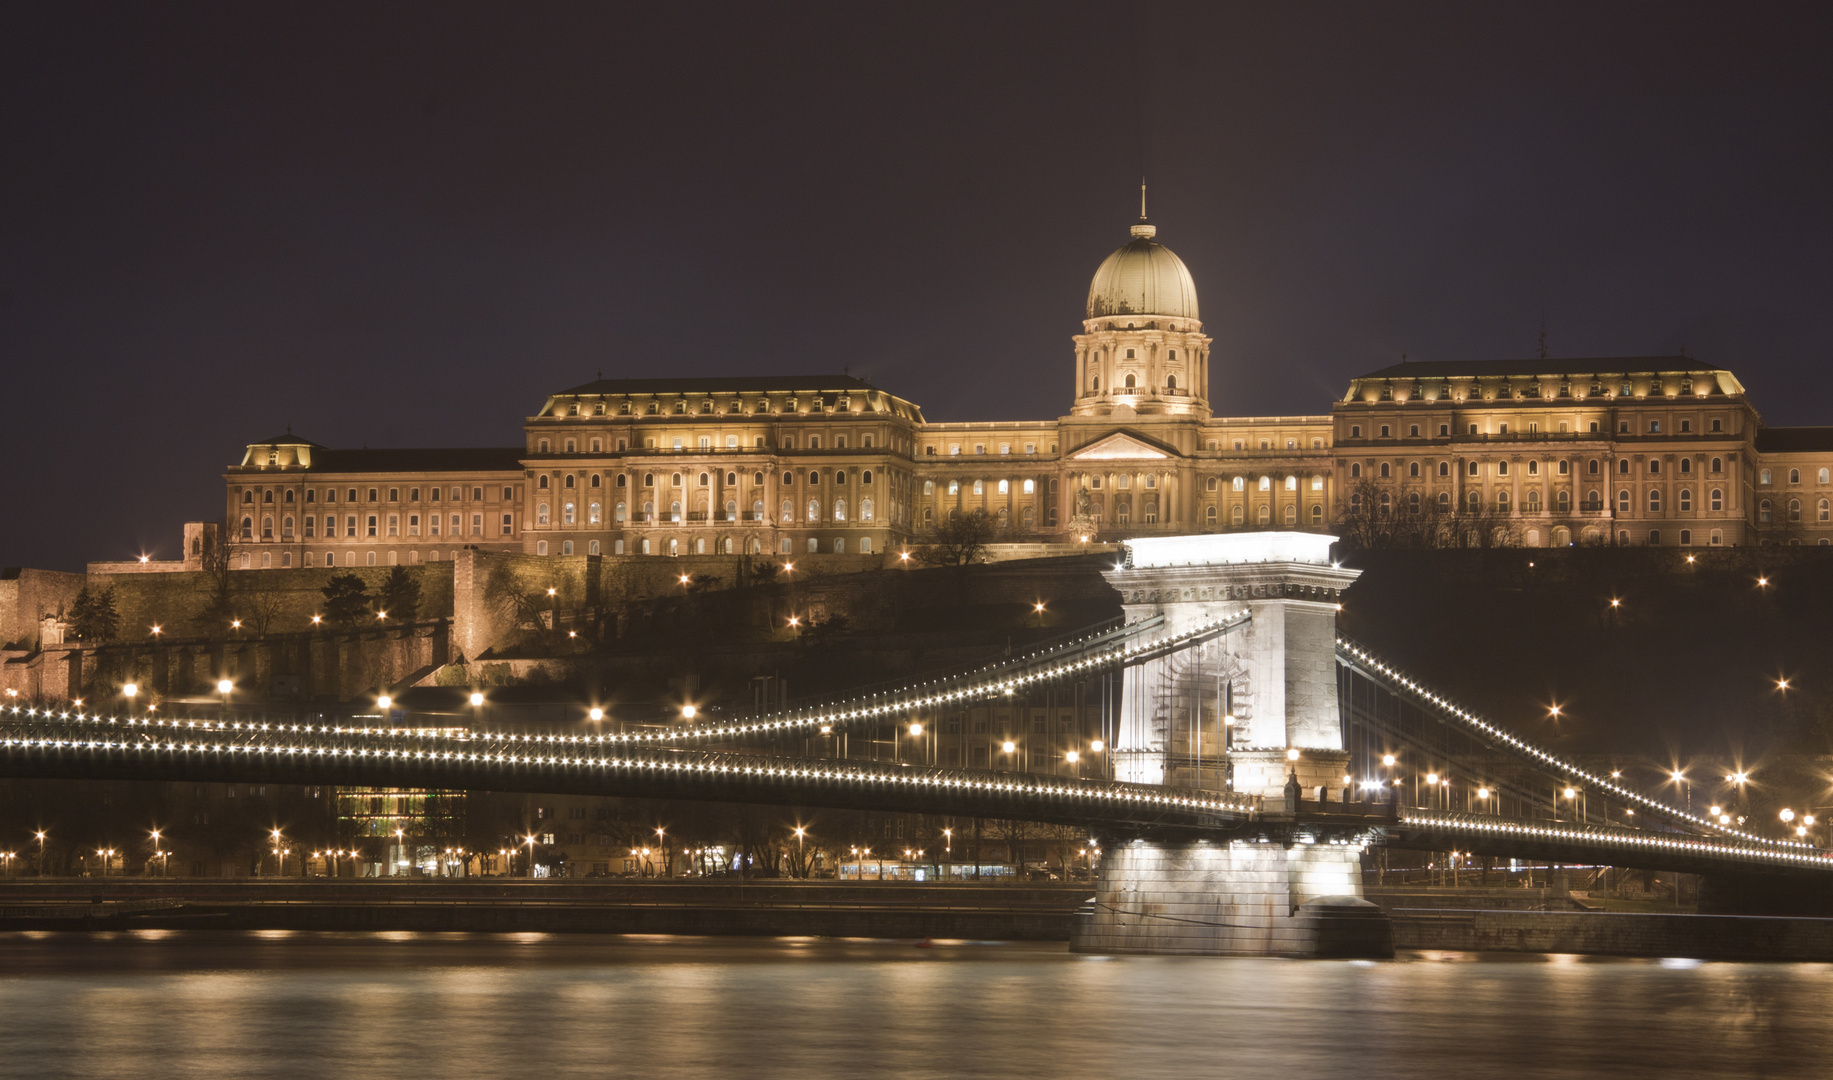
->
[1085,222,1199,321]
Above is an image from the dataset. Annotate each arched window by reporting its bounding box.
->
[923,480,934,496]
[1467,491,1482,512]
[1821,469,1830,485]
[1350,463,1362,479]
[1205,505,1217,525]
[1407,492,1420,511]
[1618,490,1632,513]
[1408,462,1420,478]
[808,472,820,486]
[242,490,253,504]
[1498,461,1510,477]
[1588,459,1600,475]
[1123,373,1137,388]
[1711,457,1723,473]
[1556,490,1571,512]
[537,502,550,525]
[807,499,820,522]
[753,500,764,519]
[1678,490,1691,512]
[1438,492,1451,510]
[1378,462,1390,478]
[972,480,984,495]
[1469,461,1480,477]
[1618,459,1630,475]
[1496,491,1511,512]
[1231,506,1244,525]
[644,473,655,487]
[1257,505,1271,525]
[589,502,602,525]
[1789,498,1801,522]
[1232,477,1245,492]
[591,473,601,487]
[671,473,683,487]
[538,475,549,489]
[1378,492,1391,515]
[1820,499,1830,522]
[562,502,575,525]
[1257,476,1270,492]
[1206,476,1219,492]
[1285,475,1297,491]
[997,479,1009,495]
[1438,461,1449,478]
[1167,375,1177,390]
[923,507,934,526]
[862,470,873,485]
[834,498,847,522]
[1760,498,1772,522]
[861,498,874,521]
[1791,469,1802,484]
[263,490,274,504]
[781,499,793,523]
[564,474,575,489]
[1761,469,1773,485]
[615,501,626,523]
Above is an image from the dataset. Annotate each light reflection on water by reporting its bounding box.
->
[0,931,1828,1079]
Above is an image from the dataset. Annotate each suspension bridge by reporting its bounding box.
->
[1,532,1827,956]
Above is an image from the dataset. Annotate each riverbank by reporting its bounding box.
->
[0,879,1084,939]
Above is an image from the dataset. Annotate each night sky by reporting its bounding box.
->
[4,3,1831,572]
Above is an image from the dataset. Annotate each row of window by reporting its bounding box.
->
[1348,456,1730,481]
[1759,468,1833,486]
[239,513,513,540]
[1348,417,1726,439]
[536,431,890,453]
[530,497,882,526]
[1363,378,1716,401]
[1347,488,1740,515]
[531,535,880,558]
[239,485,509,506]
[534,468,886,492]
[924,441,1057,456]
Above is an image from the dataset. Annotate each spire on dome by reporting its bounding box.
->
[1133,179,1155,238]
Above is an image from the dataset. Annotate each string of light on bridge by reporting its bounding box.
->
[1339,638,1814,852]
[0,719,1261,821]
[0,609,1250,753]
[1400,813,1833,870]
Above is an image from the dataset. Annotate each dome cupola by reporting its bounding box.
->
[1085,219,1199,321]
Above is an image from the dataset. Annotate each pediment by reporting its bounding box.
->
[1068,431,1174,461]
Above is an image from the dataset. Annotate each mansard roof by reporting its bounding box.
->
[555,374,883,396]
[304,447,525,473]
[1352,356,1725,381]
[1755,427,1833,454]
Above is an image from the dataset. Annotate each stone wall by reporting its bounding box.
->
[0,568,86,649]
[1392,908,1833,961]
[1071,839,1389,957]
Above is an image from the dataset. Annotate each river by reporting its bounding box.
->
[0,932,1827,1078]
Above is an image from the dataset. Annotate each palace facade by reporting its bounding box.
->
[223,212,1833,570]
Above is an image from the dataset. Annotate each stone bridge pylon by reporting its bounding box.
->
[1073,532,1394,958]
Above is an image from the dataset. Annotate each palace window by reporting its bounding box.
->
[1437,462,1449,478]
[1679,489,1692,512]
[408,514,419,536]
[537,503,550,526]
[501,513,513,535]
[1761,469,1773,485]
[1791,469,1802,484]
[1232,477,1244,492]
[1790,498,1802,522]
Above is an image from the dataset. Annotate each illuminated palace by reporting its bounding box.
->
[225,212,1833,565]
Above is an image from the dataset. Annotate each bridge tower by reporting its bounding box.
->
[1074,532,1392,957]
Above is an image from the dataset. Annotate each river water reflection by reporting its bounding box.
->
[0,931,1828,1078]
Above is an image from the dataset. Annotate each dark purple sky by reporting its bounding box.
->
[4,3,1831,571]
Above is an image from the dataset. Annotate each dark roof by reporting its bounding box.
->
[1756,427,1833,454]
[252,434,325,447]
[555,374,886,396]
[306,447,524,473]
[1353,356,1722,380]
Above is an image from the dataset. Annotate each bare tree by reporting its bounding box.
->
[918,508,997,566]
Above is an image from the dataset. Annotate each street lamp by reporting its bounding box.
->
[681,704,697,720]
[588,706,604,721]
[35,831,46,877]
[377,694,392,711]
[525,834,538,879]
[470,691,485,708]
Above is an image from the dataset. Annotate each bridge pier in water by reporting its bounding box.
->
[1074,532,1393,957]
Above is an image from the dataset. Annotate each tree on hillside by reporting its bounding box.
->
[195,518,239,634]
[67,585,120,643]
[380,566,421,624]
[919,508,997,566]
[321,573,371,627]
